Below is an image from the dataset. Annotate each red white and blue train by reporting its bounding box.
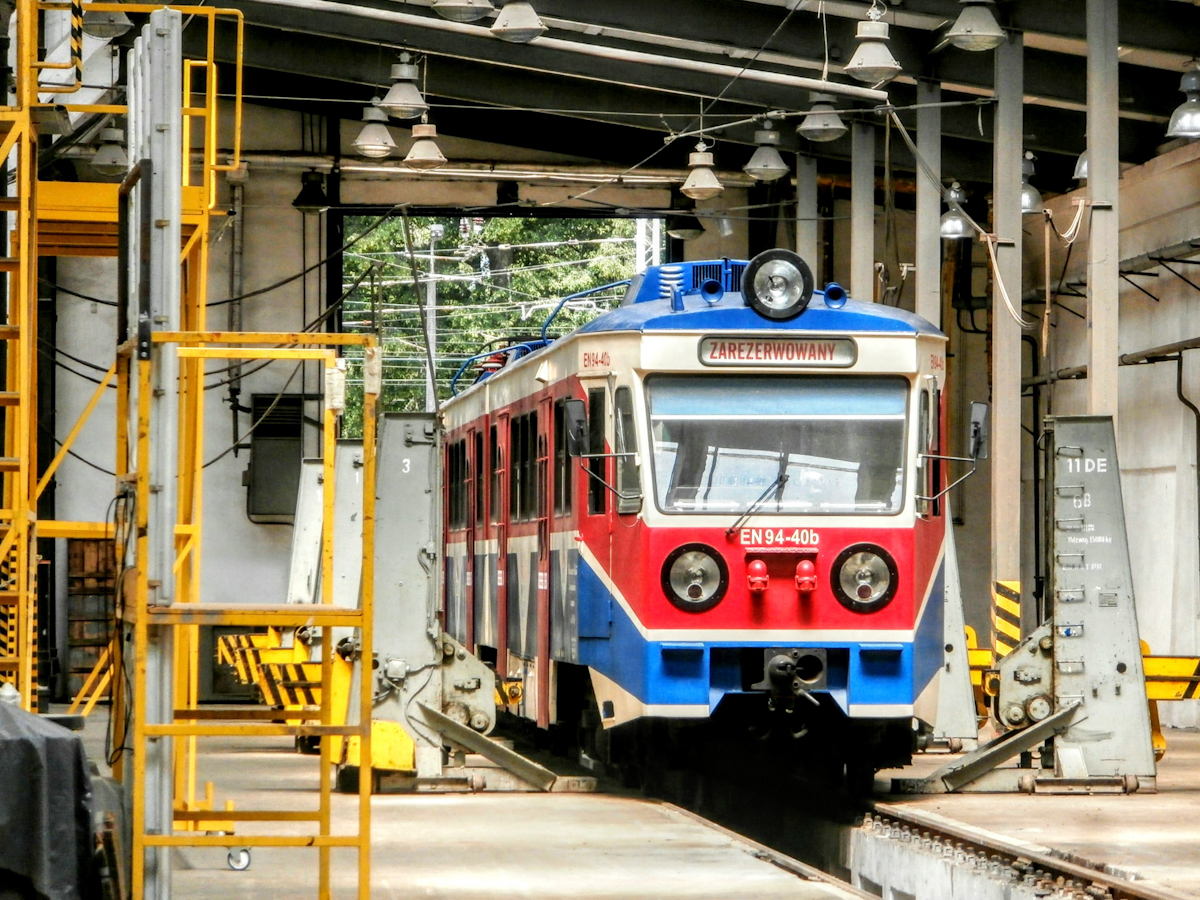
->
[442,249,950,770]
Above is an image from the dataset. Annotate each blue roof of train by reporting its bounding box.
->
[575,259,943,337]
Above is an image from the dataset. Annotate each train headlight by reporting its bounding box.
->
[831,543,899,614]
[741,248,815,320]
[662,543,729,613]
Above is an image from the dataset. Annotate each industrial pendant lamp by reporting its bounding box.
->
[403,118,448,169]
[666,212,705,241]
[1020,151,1043,214]
[353,98,396,158]
[939,182,971,239]
[431,0,493,21]
[743,120,789,182]
[1166,61,1200,140]
[796,93,847,143]
[1073,148,1088,181]
[91,127,128,176]
[491,1,546,42]
[292,170,329,215]
[82,9,133,38]
[378,52,428,120]
[945,0,1006,52]
[844,3,902,85]
[681,142,723,201]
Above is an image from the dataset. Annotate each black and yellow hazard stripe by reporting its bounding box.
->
[992,580,1021,657]
[70,0,83,87]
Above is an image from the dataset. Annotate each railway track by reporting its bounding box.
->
[866,804,1195,900]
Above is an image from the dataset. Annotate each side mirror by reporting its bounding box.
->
[968,401,990,460]
[563,398,587,457]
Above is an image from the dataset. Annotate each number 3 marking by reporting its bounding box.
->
[402,458,411,473]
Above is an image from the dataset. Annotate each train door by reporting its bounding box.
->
[577,384,613,642]
[494,412,510,668]
[463,427,480,653]
[474,420,501,658]
[549,398,580,668]
[536,395,553,727]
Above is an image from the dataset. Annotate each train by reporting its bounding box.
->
[441,249,954,775]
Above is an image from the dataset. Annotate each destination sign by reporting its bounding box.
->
[698,336,857,367]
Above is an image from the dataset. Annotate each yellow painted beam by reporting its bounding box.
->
[38,520,114,539]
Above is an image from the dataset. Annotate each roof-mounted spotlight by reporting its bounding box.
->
[844,3,902,85]
[743,120,790,182]
[796,93,848,143]
[378,52,428,120]
[945,0,1006,51]
[292,170,329,215]
[352,98,396,158]
[1020,150,1043,215]
[681,142,723,201]
[939,182,971,239]
[431,0,493,21]
[91,127,129,177]
[1073,148,1088,182]
[741,248,815,320]
[665,212,705,241]
[491,1,546,42]
[403,119,448,170]
[1166,61,1200,140]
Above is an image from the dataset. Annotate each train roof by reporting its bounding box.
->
[576,259,944,338]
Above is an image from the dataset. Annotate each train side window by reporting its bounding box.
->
[525,413,540,521]
[614,387,641,515]
[448,440,467,529]
[553,401,573,517]
[587,388,606,515]
[489,425,502,524]
[474,431,485,526]
[509,418,523,522]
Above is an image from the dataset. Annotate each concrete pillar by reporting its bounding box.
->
[991,32,1024,653]
[1087,0,1120,424]
[851,122,875,302]
[915,79,942,327]
[796,154,819,274]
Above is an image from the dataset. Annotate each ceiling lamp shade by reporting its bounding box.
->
[91,127,128,177]
[681,143,723,201]
[1073,148,1088,181]
[431,0,493,21]
[378,53,428,120]
[1020,151,1043,214]
[403,122,448,169]
[82,9,133,38]
[491,2,546,42]
[292,170,329,215]
[844,10,902,85]
[1166,62,1200,140]
[743,120,789,182]
[666,212,705,241]
[796,93,848,143]
[939,182,971,239]
[353,99,396,158]
[945,0,1006,52]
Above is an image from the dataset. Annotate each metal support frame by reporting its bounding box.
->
[851,121,874,303]
[991,32,1025,658]
[124,333,377,900]
[1086,0,1120,423]
[915,78,941,328]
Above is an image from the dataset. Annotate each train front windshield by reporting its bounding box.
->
[647,375,908,515]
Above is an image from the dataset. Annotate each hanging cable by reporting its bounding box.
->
[203,362,303,468]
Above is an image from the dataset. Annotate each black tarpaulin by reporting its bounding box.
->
[0,703,97,900]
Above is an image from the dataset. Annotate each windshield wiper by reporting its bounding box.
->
[725,472,789,537]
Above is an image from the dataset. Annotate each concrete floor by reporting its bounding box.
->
[879,729,1200,896]
[79,715,861,900]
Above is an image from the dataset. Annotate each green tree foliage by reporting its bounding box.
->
[338,215,643,435]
